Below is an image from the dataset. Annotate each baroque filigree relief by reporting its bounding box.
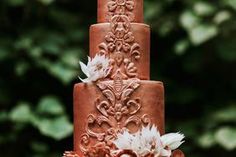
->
[78,1,150,156]
[107,0,135,22]
[79,77,151,157]
[98,0,140,80]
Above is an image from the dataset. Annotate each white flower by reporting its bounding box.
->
[161,133,185,150]
[113,125,169,157]
[79,54,110,82]
[112,125,184,157]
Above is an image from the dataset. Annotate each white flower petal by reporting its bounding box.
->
[159,148,171,157]
[78,77,90,83]
[88,56,91,63]
[79,61,89,77]
[113,125,166,157]
[113,126,185,157]
[161,133,185,150]
[169,141,184,150]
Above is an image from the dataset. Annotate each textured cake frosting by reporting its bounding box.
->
[63,0,184,157]
[74,80,164,156]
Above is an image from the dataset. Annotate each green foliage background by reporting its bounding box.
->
[0,0,235,156]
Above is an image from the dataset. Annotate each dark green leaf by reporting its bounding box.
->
[198,132,216,148]
[37,96,64,115]
[38,0,55,5]
[215,127,236,150]
[214,11,231,24]
[7,0,25,6]
[224,0,236,10]
[9,103,33,123]
[193,2,216,16]
[189,24,218,45]
[36,116,73,140]
[212,105,236,123]
[48,62,77,84]
[31,141,49,153]
[15,62,30,76]
[180,11,200,30]
[174,39,190,55]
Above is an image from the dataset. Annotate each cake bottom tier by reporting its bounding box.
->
[73,80,165,156]
[63,150,185,157]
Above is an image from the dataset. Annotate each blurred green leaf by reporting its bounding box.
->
[15,62,30,76]
[7,0,25,6]
[48,62,77,84]
[9,103,33,123]
[189,24,218,45]
[39,33,66,55]
[144,2,162,21]
[180,11,200,30]
[224,0,236,10]
[31,141,49,153]
[40,42,60,55]
[159,20,174,36]
[38,0,55,5]
[60,49,80,68]
[36,116,73,140]
[214,11,231,24]
[29,47,43,59]
[198,132,216,148]
[193,2,216,16]
[215,127,236,150]
[212,105,236,123]
[15,37,33,50]
[37,96,64,115]
[174,39,190,55]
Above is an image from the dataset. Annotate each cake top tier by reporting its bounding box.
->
[98,0,144,23]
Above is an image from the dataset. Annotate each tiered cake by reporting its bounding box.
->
[64,0,184,157]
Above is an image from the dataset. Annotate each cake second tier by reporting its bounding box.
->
[73,79,165,156]
[90,23,150,80]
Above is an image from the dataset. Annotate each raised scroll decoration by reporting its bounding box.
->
[107,0,135,22]
[79,0,147,156]
[79,77,151,157]
[99,0,141,80]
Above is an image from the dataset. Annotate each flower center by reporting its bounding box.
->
[95,63,103,71]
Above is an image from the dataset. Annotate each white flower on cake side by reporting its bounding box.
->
[79,54,110,82]
[161,133,185,151]
[112,125,184,157]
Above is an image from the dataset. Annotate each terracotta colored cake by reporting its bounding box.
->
[63,0,184,157]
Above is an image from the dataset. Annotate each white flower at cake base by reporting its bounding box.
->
[112,125,184,157]
[79,54,110,82]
